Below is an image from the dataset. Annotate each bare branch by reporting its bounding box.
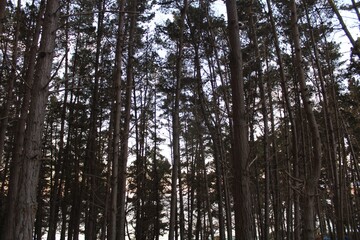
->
[61,10,138,18]
[284,170,304,183]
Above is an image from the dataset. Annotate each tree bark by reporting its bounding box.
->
[119,2,137,239]
[152,90,161,240]
[47,2,71,239]
[248,2,270,238]
[201,12,232,238]
[225,0,253,239]
[304,4,345,239]
[266,1,302,239]
[0,0,6,35]
[61,35,81,240]
[190,28,223,239]
[290,1,323,239]
[0,0,21,172]
[109,0,125,239]
[168,1,188,239]
[13,0,59,239]
[1,1,46,238]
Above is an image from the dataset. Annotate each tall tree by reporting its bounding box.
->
[46,1,72,238]
[265,0,301,238]
[109,0,125,239]
[118,0,138,238]
[0,0,6,34]
[83,0,106,239]
[248,1,270,238]
[168,1,188,239]
[1,2,46,239]
[225,0,253,239]
[290,1,323,239]
[12,0,60,239]
[0,0,21,173]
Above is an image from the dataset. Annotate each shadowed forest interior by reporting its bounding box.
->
[0,0,360,239]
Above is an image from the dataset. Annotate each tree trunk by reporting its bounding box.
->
[117,2,138,240]
[0,0,6,34]
[61,35,81,240]
[14,0,59,239]
[351,0,360,22]
[202,13,232,238]
[265,1,302,239]
[290,1,323,239]
[225,0,253,239]
[83,1,106,239]
[198,134,215,240]
[34,162,46,240]
[178,160,185,240]
[1,2,46,239]
[109,0,125,239]
[46,2,71,238]
[327,0,359,56]
[152,91,161,240]
[134,83,146,240]
[268,78,282,240]
[248,3,270,238]
[191,33,223,239]
[0,0,20,171]
[186,144,195,240]
[168,1,188,239]
[304,4,345,239]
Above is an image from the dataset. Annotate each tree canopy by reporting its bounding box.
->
[0,0,359,239]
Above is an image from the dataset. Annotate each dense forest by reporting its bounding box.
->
[0,0,359,239]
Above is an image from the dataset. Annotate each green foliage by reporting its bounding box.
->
[127,153,171,239]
